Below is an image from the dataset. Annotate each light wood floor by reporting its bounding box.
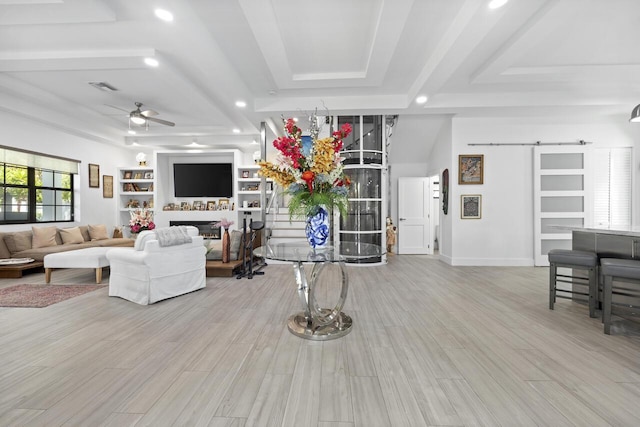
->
[0,256,639,426]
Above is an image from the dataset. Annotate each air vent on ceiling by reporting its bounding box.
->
[88,82,118,92]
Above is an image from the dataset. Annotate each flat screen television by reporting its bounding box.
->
[173,163,233,197]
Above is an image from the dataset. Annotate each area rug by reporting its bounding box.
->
[0,284,106,308]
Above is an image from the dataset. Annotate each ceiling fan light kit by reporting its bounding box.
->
[128,102,175,130]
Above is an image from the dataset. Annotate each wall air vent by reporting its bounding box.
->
[88,82,118,92]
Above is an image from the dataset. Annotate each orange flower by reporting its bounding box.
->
[301,170,315,193]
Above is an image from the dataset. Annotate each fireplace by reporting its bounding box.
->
[170,221,221,239]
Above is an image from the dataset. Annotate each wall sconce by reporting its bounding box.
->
[630,104,640,122]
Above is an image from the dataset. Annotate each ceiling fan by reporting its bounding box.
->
[129,102,175,127]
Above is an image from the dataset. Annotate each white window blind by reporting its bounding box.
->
[594,147,631,228]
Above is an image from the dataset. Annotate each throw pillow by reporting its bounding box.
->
[88,224,109,241]
[32,226,58,249]
[3,231,33,254]
[59,227,84,245]
[230,230,243,261]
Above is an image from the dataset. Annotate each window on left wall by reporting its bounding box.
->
[0,163,75,224]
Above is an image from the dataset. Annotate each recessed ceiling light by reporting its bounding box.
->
[416,95,428,104]
[488,0,508,9]
[232,128,241,134]
[154,9,174,22]
[128,130,136,135]
[144,57,159,67]
[235,100,247,108]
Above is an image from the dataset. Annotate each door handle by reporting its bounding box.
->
[399,218,406,221]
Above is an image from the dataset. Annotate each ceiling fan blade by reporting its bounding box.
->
[141,109,158,117]
[105,104,131,113]
[145,116,175,127]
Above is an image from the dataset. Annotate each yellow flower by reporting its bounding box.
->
[311,137,335,174]
[257,161,296,187]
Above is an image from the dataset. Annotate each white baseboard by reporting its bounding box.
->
[449,257,535,267]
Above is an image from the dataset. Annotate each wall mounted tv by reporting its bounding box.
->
[173,163,233,197]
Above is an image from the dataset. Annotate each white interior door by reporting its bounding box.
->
[398,177,431,254]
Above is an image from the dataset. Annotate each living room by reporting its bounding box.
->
[1,1,640,425]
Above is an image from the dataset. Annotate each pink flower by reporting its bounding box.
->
[216,218,234,229]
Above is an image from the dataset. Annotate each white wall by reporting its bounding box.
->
[448,115,640,266]
[0,110,132,233]
[426,117,453,262]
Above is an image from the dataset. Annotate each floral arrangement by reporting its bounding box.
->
[129,209,155,234]
[258,114,352,219]
[215,218,234,230]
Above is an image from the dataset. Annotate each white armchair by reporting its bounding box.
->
[107,226,206,305]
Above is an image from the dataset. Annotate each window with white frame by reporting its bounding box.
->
[594,147,631,228]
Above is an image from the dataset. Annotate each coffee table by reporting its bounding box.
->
[255,242,382,341]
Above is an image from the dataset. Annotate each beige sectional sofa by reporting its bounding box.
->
[0,225,134,262]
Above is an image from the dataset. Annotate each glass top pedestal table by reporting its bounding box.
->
[255,242,383,341]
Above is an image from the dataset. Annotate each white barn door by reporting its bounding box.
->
[398,177,431,254]
[533,146,592,266]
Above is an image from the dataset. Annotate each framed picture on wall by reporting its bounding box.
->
[88,163,100,188]
[461,194,482,219]
[103,175,113,198]
[458,154,484,184]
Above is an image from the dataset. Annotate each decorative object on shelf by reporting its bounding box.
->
[305,205,330,248]
[129,208,155,234]
[206,201,216,210]
[88,163,100,188]
[144,171,153,179]
[219,198,229,210]
[214,218,234,263]
[242,170,250,178]
[258,111,352,222]
[123,171,132,179]
[103,175,113,198]
[458,154,484,184]
[136,152,147,166]
[386,217,397,253]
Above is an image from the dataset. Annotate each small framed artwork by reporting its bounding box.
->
[206,201,216,211]
[242,170,250,178]
[144,171,153,179]
[180,201,191,211]
[88,164,100,188]
[133,172,143,179]
[123,171,132,179]
[103,175,113,198]
[218,198,229,210]
[192,200,203,211]
[459,154,484,185]
[461,194,482,219]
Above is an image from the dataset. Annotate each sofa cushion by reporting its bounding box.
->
[88,224,109,241]
[4,231,33,255]
[59,227,84,245]
[32,226,58,249]
[95,238,135,248]
[15,242,96,262]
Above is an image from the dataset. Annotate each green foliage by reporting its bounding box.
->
[287,188,348,220]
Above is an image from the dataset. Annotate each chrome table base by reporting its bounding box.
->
[289,259,352,340]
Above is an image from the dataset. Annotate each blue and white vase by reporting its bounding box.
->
[305,206,330,248]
